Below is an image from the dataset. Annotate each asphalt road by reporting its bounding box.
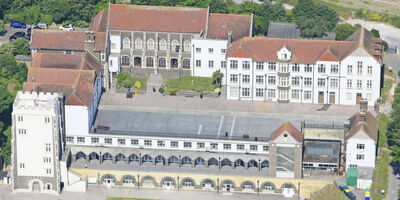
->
[0,23,25,45]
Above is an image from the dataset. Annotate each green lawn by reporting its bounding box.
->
[310,184,348,200]
[381,78,394,104]
[372,151,390,200]
[107,198,155,200]
[162,76,217,93]
[116,72,148,90]
[378,114,391,148]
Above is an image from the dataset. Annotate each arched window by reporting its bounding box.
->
[89,152,99,161]
[261,160,269,168]
[155,155,165,164]
[129,154,139,162]
[141,176,155,186]
[234,159,245,167]
[146,57,154,67]
[102,174,115,183]
[46,184,51,190]
[241,181,255,190]
[142,154,152,162]
[261,182,275,191]
[171,40,179,52]
[221,158,232,166]
[248,159,258,168]
[182,157,192,164]
[201,179,215,188]
[221,179,235,190]
[184,40,190,52]
[123,38,130,49]
[76,152,86,161]
[195,157,205,165]
[102,153,112,161]
[135,38,142,49]
[122,175,135,184]
[116,154,126,161]
[159,39,167,51]
[181,178,195,187]
[158,58,166,68]
[208,158,218,166]
[169,156,179,164]
[147,39,155,50]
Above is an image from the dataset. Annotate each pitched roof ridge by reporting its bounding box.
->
[111,3,207,11]
[210,13,252,17]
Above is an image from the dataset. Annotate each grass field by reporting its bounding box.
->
[372,150,390,200]
[378,114,391,148]
[309,184,348,200]
[162,76,217,92]
[381,77,394,104]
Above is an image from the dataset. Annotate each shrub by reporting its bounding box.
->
[40,14,53,25]
[168,88,177,95]
[73,20,89,28]
[158,87,165,94]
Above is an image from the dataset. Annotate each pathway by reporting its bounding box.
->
[146,73,163,96]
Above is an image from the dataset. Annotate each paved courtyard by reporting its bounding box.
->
[0,184,295,200]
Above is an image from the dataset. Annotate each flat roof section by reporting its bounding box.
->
[303,141,341,164]
[92,108,344,142]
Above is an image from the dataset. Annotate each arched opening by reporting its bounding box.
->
[208,158,218,166]
[261,181,275,191]
[123,38,130,49]
[168,156,179,164]
[116,153,126,162]
[261,160,269,168]
[159,39,167,51]
[171,40,179,52]
[134,57,142,67]
[46,183,51,190]
[121,175,135,184]
[281,182,296,196]
[182,157,192,165]
[101,174,115,184]
[171,58,178,69]
[32,182,40,192]
[248,159,258,168]
[146,57,154,68]
[181,177,195,187]
[221,179,235,192]
[135,38,142,49]
[158,58,166,68]
[183,41,190,52]
[241,181,255,190]
[89,152,99,161]
[221,158,232,167]
[102,153,112,161]
[195,157,205,166]
[142,154,152,163]
[147,39,155,50]
[161,176,175,188]
[281,183,296,190]
[234,159,245,168]
[141,176,155,187]
[155,155,165,164]
[201,179,215,189]
[76,152,86,161]
[128,154,139,163]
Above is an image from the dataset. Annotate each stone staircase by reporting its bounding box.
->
[146,73,163,95]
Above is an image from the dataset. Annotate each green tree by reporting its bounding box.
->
[212,70,224,87]
[333,23,360,41]
[254,2,287,35]
[371,28,380,38]
[239,0,259,15]
[0,20,5,36]
[40,14,53,25]
[12,38,30,56]
[209,0,228,14]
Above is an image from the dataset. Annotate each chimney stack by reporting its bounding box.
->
[84,31,95,53]
[228,31,233,45]
[360,109,367,122]
[360,99,368,110]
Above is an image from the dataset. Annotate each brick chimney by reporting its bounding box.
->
[360,99,368,110]
[360,109,367,122]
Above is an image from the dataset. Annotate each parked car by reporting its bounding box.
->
[11,21,26,29]
[9,32,25,41]
[344,189,356,200]
[27,28,31,35]
[32,23,47,29]
[59,24,74,31]
[339,184,349,191]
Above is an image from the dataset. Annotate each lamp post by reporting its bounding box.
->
[217,178,219,193]
[298,182,301,198]
[137,174,140,190]
[257,180,260,195]
[326,76,329,104]
[238,73,242,100]
[177,176,180,190]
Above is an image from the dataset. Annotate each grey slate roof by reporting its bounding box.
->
[267,22,301,39]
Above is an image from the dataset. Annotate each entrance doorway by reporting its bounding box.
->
[164,181,173,190]
[171,58,178,69]
[329,92,335,104]
[32,182,40,192]
[134,57,142,67]
[318,91,324,104]
[224,184,233,192]
[356,93,362,104]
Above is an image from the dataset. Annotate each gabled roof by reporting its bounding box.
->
[89,9,108,32]
[268,22,301,39]
[95,32,106,51]
[207,13,252,41]
[227,37,357,63]
[270,121,303,142]
[345,110,378,142]
[346,27,383,64]
[31,30,86,51]
[318,48,339,61]
[24,52,102,107]
[109,4,208,33]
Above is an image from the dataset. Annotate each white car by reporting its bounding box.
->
[59,24,74,31]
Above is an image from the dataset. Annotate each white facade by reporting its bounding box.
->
[345,132,376,170]
[192,39,228,84]
[65,106,89,136]
[109,34,121,73]
[226,46,381,105]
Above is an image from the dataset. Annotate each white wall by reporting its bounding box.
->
[109,35,121,54]
[65,105,89,136]
[192,39,228,83]
[313,61,341,104]
[346,138,376,169]
[108,55,120,73]
[226,57,254,100]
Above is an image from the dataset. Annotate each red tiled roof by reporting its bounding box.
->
[346,27,383,64]
[207,13,252,40]
[270,121,303,142]
[95,32,106,51]
[227,37,358,63]
[31,30,86,51]
[90,9,108,32]
[345,110,378,142]
[318,48,339,61]
[109,4,208,33]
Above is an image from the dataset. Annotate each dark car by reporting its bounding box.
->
[9,32,25,41]
[338,184,349,191]
[11,21,26,29]
[27,28,31,35]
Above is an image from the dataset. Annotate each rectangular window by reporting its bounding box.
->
[157,140,165,147]
[268,76,276,84]
[263,146,269,151]
[171,141,178,148]
[105,138,112,144]
[237,144,244,150]
[356,154,364,160]
[184,142,192,148]
[77,137,85,143]
[357,144,365,149]
[221,49,226,54]
[91,137,99,144]
[256,88,264,97]
[196,48,201,53]
[304,78,312,86]
[230,60,238,69]
[131,139,138,145]
[230,74,238,83]
[118,139,125,145]
[110,43,116,49]
[268,62,276,71]
[18,129,26,135]
[318,64,326,73]
[196,60,201,67]
[347,65,353,74]
[45,143,51,152]
[221,61,226,68]
[210,143,218,150]
[367,66,372,75]
[330,78,338,88]
[292,63,300,72]
[292,77,300,86]
[242,61,250,69]
[304,91,312,100]
[347,79,352,88]
[242,88,250,97]
[317,78,325,87]
[305,64,312,72]
[43,157,51,163]
[331,65,338,74]
[291,90,300,99]
[250,145,258,151]
[367,80,372,89]
[17,116,23,122]
[279,77,288,86]
[349,164,358,168]
[357,61,363,75]
[144,140,152,146]
[256,75,264,84]
[19,163,25,168]
[208,48,213,53]
[197,142,205,149]
[268,89,276,98]
[242,74,250,83]
[208,60,214,68]
[223,144,231,150]
[256,62,264,70]
[66,136,74,143]
[357,80,362,89]
[46,168,52,174]
[44,117,50,123]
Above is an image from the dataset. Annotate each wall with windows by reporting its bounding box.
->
[345,137,376,170]
[191,39,228,83]
[226,57,254,100]
[312,61,341,104]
